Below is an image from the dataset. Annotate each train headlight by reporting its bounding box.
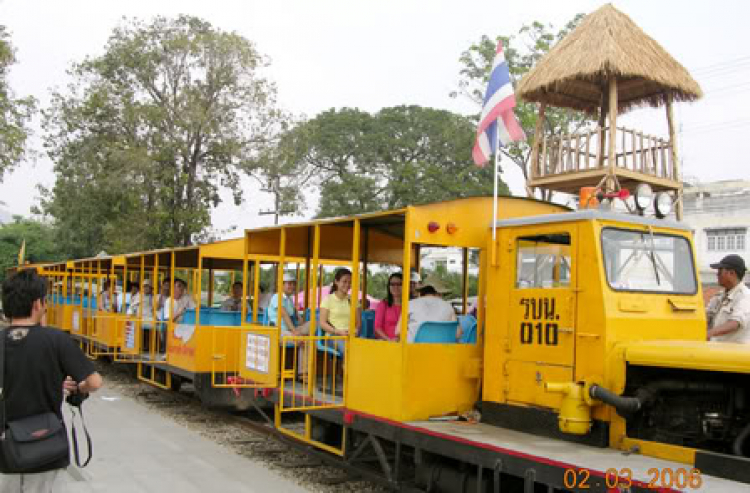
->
[654,192,673,218]
[634,183,653,211]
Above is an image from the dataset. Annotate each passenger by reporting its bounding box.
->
[164,278,196,323]
[396,276,457,343]
[267,273,309,337]
[266,273,311,381]
[221,281,244,311]
[128,279,155,352]
[0,269,103,489]
[706,254,750,343]
[117,281,138,314]
[98,280,113,311]
[320,268,360,355]
[128,279,154,320]
[257,283,273,311]
[373,272,402,341]
[157,277,171,312]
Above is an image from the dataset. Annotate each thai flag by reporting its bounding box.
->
[472,40,525,166]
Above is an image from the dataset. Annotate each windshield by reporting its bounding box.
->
[601,228,697,294]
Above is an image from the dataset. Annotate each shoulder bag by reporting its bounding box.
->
[0,327,70,473]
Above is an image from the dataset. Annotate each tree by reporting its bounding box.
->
[40,15,283,256]
[452,14,588,199]
[0,26,35,181]
[273,106,508,218]
[0,217,67,283]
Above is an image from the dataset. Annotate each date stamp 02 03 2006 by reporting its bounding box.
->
[563,467,704,490]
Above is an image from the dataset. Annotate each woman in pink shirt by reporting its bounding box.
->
[374,273,403,341]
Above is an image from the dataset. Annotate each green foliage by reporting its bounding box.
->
[0,217,67,283]
[39,16,283,257]
[269,105,508,218]
[452,14,589,198]
[421,266,479,299]
[0,26,35,181]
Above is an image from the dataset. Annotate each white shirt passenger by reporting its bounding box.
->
[128,293,154,320]
[707,282,750,343]
[396,295,457,343]
[160,295,196,323]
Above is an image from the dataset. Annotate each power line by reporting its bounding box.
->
[683,120,750,134]
[683,117,750,130]
[703,80,750,96]
[691,55,750,75]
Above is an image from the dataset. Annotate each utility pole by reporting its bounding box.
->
[260,175,289,225]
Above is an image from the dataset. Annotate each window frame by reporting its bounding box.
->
[600,227,698,296]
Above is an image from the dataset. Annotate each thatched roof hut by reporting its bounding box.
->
[516,3,702,114]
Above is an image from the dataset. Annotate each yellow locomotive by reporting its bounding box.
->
[29,194,748,492]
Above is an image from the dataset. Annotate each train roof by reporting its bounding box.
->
[495,209,690,231]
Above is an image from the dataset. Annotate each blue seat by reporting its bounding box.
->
[208,310,241,326]
[182,308,197,325]
[304,308,320,322]
[315,325,342,358]
[82,296,97,310]
[360,310,375,338]
[244,308,262,324]
[414,321,460,343]
[458,315,478,344]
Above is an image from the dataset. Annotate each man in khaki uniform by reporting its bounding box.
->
[706,254,750,343]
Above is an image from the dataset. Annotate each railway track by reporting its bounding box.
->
[95,360,390,493]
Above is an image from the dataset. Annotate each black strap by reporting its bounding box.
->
[69,404,93,467]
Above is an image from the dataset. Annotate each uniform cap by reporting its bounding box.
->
[710,254,746,275]
[283,272,297,282]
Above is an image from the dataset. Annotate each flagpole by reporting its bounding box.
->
[492,140,500,242]
[491,130,500,266]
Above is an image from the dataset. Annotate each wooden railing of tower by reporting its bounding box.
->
[530,126,677,183]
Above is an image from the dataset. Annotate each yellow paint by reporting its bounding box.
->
[545,382,592,434]
[399,343,482,421]
[347,339,403,419]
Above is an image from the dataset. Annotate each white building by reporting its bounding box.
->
[682,180,750,284]
[420,247,479,275]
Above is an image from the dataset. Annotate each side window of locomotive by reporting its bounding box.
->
[516,234,572,289]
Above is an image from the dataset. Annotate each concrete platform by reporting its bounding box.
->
[64,388,309,493]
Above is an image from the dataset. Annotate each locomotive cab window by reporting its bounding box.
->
[516,234,571,289]
[601,228,697,294]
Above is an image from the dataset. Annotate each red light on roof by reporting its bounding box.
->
[427,221,440,233]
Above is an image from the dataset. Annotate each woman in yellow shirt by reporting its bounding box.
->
[320,268,360,356]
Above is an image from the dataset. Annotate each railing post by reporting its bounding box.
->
[607,79,618,185]
[666,93,682,219]
[530,103,546,180]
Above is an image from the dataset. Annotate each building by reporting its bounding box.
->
[682,180,750,285]
[420,247,479,275]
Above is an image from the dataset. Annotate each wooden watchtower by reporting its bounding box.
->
[517,4,702,219]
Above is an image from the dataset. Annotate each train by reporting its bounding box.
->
[15,194,750,492]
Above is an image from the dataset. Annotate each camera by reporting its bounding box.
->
[66,392,89,407]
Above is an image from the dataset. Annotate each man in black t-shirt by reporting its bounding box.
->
[1,269,103,492]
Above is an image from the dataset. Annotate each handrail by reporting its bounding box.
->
[531,126,677,182]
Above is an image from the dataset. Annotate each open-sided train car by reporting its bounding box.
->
[32,195,750,491]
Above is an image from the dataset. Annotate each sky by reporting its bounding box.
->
[0,0,748,234]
